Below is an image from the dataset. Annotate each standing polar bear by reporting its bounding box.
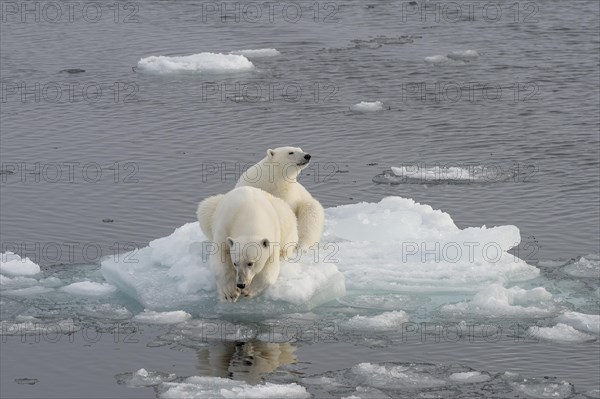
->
[197,186,298,302]
[236,146,325,250]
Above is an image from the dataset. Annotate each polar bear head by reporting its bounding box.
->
[266,146,311,181]
[226,236,272,289]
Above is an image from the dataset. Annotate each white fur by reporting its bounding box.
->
[235,146,325,249]
[197,186,298,302]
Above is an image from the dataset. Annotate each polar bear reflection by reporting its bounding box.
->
[196,341,297,384]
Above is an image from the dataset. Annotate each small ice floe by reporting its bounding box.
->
[132,309,192,324]
[441,285,561,318]
[425,50,479,64]
[528,323,597,343]
[0,252,40,276]
[561,254,600,278]
[60,281,117,296]
[158,376,310,398]
[229,48,281,57]
[342,311,409,331]
[136,52,255,74]
[116,368,176,387]
[503,373,575,399]
[555,311,600,334]
[448,371,492,383]
[350,101,384,112]
[79,304,132,321]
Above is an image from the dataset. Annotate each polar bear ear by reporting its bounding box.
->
[267,149,275,159]
[261,238,270,248]
[226,237,234,248]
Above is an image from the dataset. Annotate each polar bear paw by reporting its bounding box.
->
[219,284,241,303]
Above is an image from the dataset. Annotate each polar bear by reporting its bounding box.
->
[235,146,324,250]
[196,186,298,302]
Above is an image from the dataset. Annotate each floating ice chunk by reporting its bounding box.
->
[132,310,192,324]
[426,50,478,64]
[509,379,574,399]
[561,255,600,278]
[137,52,255,74]
[1,275,38,289]
[555,311,600,334]
[528,323,597,343]
[441,285,559,317]
[424,55,450,64]
[325,197,538,293]
[348,363,447,389]
[2,286,54,296]
[448,371,491,383]
[447,50,479,61]
[79,304,132,321]
[350,101,384,112]
[343,311,409,331]
[103,196,536,312]
[0,252,40,276]
[61,281,117,296]
[1,275,62,290]
[585,389,600,398]
[341,386,391,399]
[229,48,281,57]
[158,376,310,399]
[102,222,345,313]
[116,369,176,387]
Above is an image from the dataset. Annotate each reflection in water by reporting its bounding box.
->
[196,341,297,384]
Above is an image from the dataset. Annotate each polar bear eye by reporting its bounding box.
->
[288,152,294,155]
[247,262,254,267]
[233,262,238,267]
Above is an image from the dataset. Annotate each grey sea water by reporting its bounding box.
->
[1,0,599,398]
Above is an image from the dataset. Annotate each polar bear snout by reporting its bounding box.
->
[304,154,311,160]
[237,283,246,289]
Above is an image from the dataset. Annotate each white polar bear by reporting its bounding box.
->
[196,186,298,302]
[235,146,325,250]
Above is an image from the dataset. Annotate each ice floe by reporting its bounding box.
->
[441,285,561,318]
[229,48,281,57]
[528,323,596,343]
[132,310,192,324]
[100,196,537,315]
[555,311,600,334]
[137,52,255,74]
[60,280,117,296]
[158,376,310,398]
[350,101,384,112]
[342,311,409,331]
[0,252,40,276]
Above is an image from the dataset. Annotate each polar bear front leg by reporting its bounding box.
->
[213,259,240,303]
[296,200,325,250]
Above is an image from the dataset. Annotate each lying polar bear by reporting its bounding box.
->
[236,146,325,250]
[197,186,298,302]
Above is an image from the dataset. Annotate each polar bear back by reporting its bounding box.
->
[212,186,281,243]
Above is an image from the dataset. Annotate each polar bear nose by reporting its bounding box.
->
[304,154,311,160]
[237,283,246,289]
